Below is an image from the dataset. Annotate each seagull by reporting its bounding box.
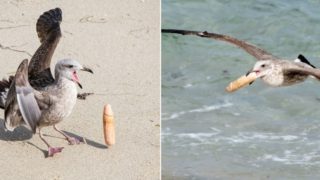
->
[162,29,320,87]
[0,8,93,157]
[6,58,92,157]
[0,7,91,109]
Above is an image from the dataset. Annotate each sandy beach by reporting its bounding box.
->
[0,0,160,179]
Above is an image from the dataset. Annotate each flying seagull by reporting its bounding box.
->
[6,58,92,157]
[162,29,320,87]
[0,7,92,109]
[0,8,93,157]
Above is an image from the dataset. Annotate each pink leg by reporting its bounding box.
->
[39,128,64,157]
[48,147,64,157]
[53,125,81,145]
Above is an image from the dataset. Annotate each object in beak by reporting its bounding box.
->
[226,72,258,92]
[81,66,93,74]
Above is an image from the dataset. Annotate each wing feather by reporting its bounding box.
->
[28,8,62,88]
[16,86,41,133]
[285,66,320,80]
[5,59,42,133]
[162,29,278,61]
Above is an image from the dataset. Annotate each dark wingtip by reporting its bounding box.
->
[77,92,94,100]
[297,54,316,68]
[36,8,62,42]
[298,54,304,59]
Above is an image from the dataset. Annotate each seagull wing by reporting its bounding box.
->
[5,59,42,133]
[162,29,278,61]
[4,77,23,131]
[284,66,320,80]
[28,8,62,88]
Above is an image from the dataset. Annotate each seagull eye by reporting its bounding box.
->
[67,65,74,68]
[261,64,266,68]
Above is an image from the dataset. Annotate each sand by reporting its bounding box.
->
[0,0,160,179]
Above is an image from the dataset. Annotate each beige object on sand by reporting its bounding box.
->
[103,104,115,146]
[226,72,258,92]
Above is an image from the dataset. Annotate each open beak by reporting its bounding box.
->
[71,71,83,89]
[73,66,92,89]
[246,69,260,76]
[246,69,257,85]
[77,82,83,89]
[81,66,93,74]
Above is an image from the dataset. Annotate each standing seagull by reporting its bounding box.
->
[0,8,91,109]
[0,8,93,156]
[162,29,320,87]
[6,58,92,157]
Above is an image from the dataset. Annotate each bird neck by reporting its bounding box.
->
[54,71,75,89]
[55,76,74,87]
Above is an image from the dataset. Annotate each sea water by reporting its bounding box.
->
[162,0,320,179]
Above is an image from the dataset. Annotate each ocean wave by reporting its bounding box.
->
[165,131,304,147]
[183,83,193,88]
[162,101,233,121]
[258,150,320,165]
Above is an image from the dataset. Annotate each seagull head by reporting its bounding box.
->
[55,59,93,88]
[250,60,274,78]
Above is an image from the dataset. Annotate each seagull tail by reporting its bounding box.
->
[0,76,14,109]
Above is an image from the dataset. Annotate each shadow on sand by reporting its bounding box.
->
[0,118,107,157]
[0,118,33,141]
[42,130,108,149]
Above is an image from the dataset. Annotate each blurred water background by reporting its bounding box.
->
[162,0,320,179]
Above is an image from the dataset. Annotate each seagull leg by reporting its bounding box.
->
[53,125,81,145]
[39,128,64,157]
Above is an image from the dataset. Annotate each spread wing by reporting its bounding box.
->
[5,59,41,133]
[4,76,22,131]
[28,8,62,88]
[0,8,62,110]
[284,66,320,80]
[162,29,278,61]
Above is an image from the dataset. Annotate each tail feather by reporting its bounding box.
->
[0,76,14,109]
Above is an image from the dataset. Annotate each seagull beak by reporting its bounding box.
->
[71,71,83,89]
[246,69,256,85]
[246,70,252,76]
[247,69,260,75]
[81,66,93,74]
[77,82,83,89]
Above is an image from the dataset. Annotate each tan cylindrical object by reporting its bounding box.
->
[226,72,257,92]
[103,104,115,146]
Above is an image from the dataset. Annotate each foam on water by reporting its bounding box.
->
[162,101,233,121]
[258,150,320,165]
[165,131,303,146]
[183,83,193,88]
[165,129,320,166]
